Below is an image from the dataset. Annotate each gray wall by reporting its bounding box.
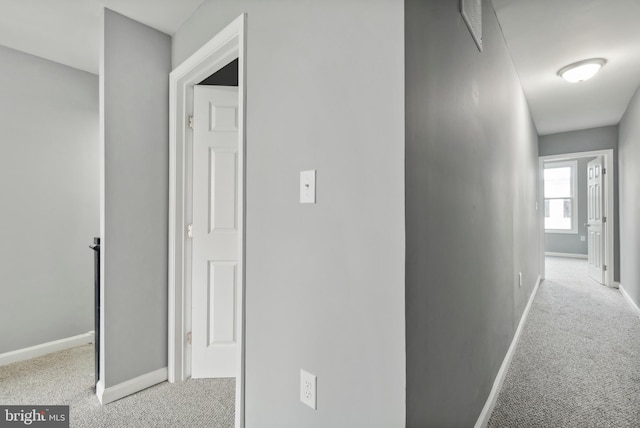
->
[0,45,98,354]
[539,126,620,281]
[101,9,170,387]
[405,0,540,426]
[618,86,640,309]
[539,126,618,156]
[545,157,595,255]
[174,1,406,426]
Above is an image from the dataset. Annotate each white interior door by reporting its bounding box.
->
[587,156,605,284]
[191,85,239,378]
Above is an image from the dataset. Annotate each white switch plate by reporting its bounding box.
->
[581,235,586,242]
[300,369,317,409]
[300,170,316,204]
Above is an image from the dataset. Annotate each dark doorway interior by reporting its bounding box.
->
[199,58,238,86]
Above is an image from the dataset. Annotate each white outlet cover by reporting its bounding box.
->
[300,170,316,204]
[300,369,317,409]
[518,272,522,287]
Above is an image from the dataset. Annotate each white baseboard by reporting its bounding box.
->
[619,284,640,319]
[474,275,541,428]
[0,331,94,367]
[97,367,167,405]
[545,252,588,259]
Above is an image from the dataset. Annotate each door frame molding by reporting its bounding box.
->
[168,14,246,427]
[538,149,615,286]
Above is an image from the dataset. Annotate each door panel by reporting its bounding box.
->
[587,157,605,284]
[192,85,239,378]
[209,149,238,231]
[208,262,237,344]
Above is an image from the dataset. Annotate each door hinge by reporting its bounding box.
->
[602,167,606,174]
[186,332,192,345]
[187,224,193,238]
[603,265,607,272]
[188,115,194,129]
[603,216,607,223]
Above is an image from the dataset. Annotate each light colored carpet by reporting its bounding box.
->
[488,257,640,427]
[0,345,235,427]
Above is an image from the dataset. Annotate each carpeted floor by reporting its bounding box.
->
[0,345,235,427]
[488,257,640,427]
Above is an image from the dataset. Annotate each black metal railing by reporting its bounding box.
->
[89,237,100,389]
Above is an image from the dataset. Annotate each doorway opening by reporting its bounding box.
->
[168,14,246,428]
[538,149,616,287]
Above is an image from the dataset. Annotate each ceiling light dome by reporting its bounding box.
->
[558,58,607,83]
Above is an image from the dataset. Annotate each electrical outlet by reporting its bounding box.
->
[518,272,522,288]
[300,369,317,410]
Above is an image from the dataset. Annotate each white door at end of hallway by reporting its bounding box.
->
[587,156,605,284]
[191,85,240,378]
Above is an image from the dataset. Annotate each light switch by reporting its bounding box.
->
[300,170,316,204]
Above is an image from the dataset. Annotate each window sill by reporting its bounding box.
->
[545,230,578,235]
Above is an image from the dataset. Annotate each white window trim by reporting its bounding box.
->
[544,160,578,234]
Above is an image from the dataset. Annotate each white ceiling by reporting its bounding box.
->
[0,0,206,75]
[492,0,640,135]
[1,1,638,136]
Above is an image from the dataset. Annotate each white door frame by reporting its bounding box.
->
[538,149,615,287]
[168,14,246,427]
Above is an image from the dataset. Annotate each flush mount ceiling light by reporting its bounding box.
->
[558,58,607,83]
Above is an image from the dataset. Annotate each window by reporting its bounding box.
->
[544,160,577,233]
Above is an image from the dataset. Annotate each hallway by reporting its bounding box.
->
[488,257,640,427]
